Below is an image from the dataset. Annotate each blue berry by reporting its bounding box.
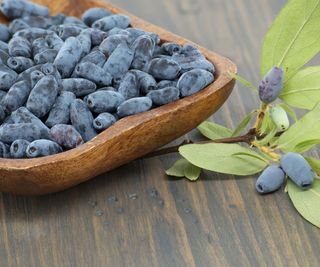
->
[34,49,58,64]
[86,91,125,113]
[131,35,155,70]
[92,14,130,32]
[130,70,157,94]
[256,165,285,194]
[93,113,117,131]
[280,152,314,189]
[79,50,107,67]
[0,24,10,42]
[161,42,181,55]
[8,36,32,58]
[70,99,97,142]
[50,124,84,149]
[53,37,83,78]
[156,80,177,90]
[30,70,45,88]
[46,91,76,128]
[82,7,113,26]
[147,58,181,80]
[61,78,96,97]
[99,34,130,57]
[74,62,112,87]
[259,67,284,103]
[26,139,63,158]
[103,43,134,81]
[2,80,31,112]
[117,97,152,118]
[147,87,180,106]
[10,139,30,158]
[118,71,139,100]
[26,75,59,118]
[177,69,214,97]
[0,64,18,91]
[7,57,34,73]
[0,123,44,143]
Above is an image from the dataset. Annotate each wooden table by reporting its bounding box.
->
[1,0,320,266]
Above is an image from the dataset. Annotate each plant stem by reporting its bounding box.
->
[253,102,268,132]
[144,130,256,158]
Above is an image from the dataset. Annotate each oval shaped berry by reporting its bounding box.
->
[270,106,289,131]
[117,97,152,118]
[256,165,285,194]
[147,58,181,80]
[147,87,180,106]
[26,139,63,158]
[259,67,284,103]
[280,152,314,189]
[93,113,117,131]
[82,7,112,26]
[177,69,214,97]
[50,124,84,149]
[86,91,125,113]
[10,139,30,159]
[92,14,130,32]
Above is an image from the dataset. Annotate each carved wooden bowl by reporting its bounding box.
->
[0,0,236,195]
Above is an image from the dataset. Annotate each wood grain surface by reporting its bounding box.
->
[1,0,320,266]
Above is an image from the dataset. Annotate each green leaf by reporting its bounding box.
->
[179,143,268,176]
[261,0,320,81]
[232,152,270,164]
[280,66,320,109]
[276,103,320,152]
[229,72,257,92]
[287,180,320,229]
[166,158,201,181]
[277,103,297,121]
[232,110,256,137]
[197,121,232,140]
[305,156,320,176]
[184,163,201,181]
[293,139,320,153]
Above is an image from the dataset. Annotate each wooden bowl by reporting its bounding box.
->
[0,0,236,195]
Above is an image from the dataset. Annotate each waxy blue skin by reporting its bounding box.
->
[117,97,152,118]
[7,56,34,73]
[46,91,76,128]
[26,75,59,118]
[256,165,285,194]
[34,49,58,64]
[8,36,32,58]
[10,139,30,158]
[0,24,10,42]
[32,37,50,55]
[9,107,50,139]
[93,113,117,131]
[130,70,157,95]
[79,50,106,67]
[99,34,130,57]
[161,42,181,56]
[74,62,112,87]
[82,7,112,26]
[259,67,284,103]
[177,69,214,97]
[0,141,10,158]
[131,35,155,70]
[147,58,181,80]
[118,71,139,100]
[3,80,31,112]
[103,43,134,81]
[92,14,130,32]
[86,91,125,113]
[61,78,96,97]
[0,0,49,20]
[0,123,43,143]
[147,87,180,106]
[280,152,314,189]
[70,99,97,142]
[156,80,177,90]
[50,124,84,149]
[0,50,10,66]
[9,19,29,34]
[0,64,18,91]
[26,139,63,158]
[30,70,45,88]
[53,37,83,78]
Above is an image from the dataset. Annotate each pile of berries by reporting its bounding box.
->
[0,0,215,158]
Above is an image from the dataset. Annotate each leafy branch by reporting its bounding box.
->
[161,0,320,229]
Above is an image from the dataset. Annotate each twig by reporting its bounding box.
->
[144,130,256,158]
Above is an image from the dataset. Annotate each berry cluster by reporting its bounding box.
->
[0,0,215,158]
[256,67,314,193]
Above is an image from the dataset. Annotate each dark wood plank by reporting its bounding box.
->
[1,0,320,266]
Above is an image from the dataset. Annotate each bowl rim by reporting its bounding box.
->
[0,0,237,169]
